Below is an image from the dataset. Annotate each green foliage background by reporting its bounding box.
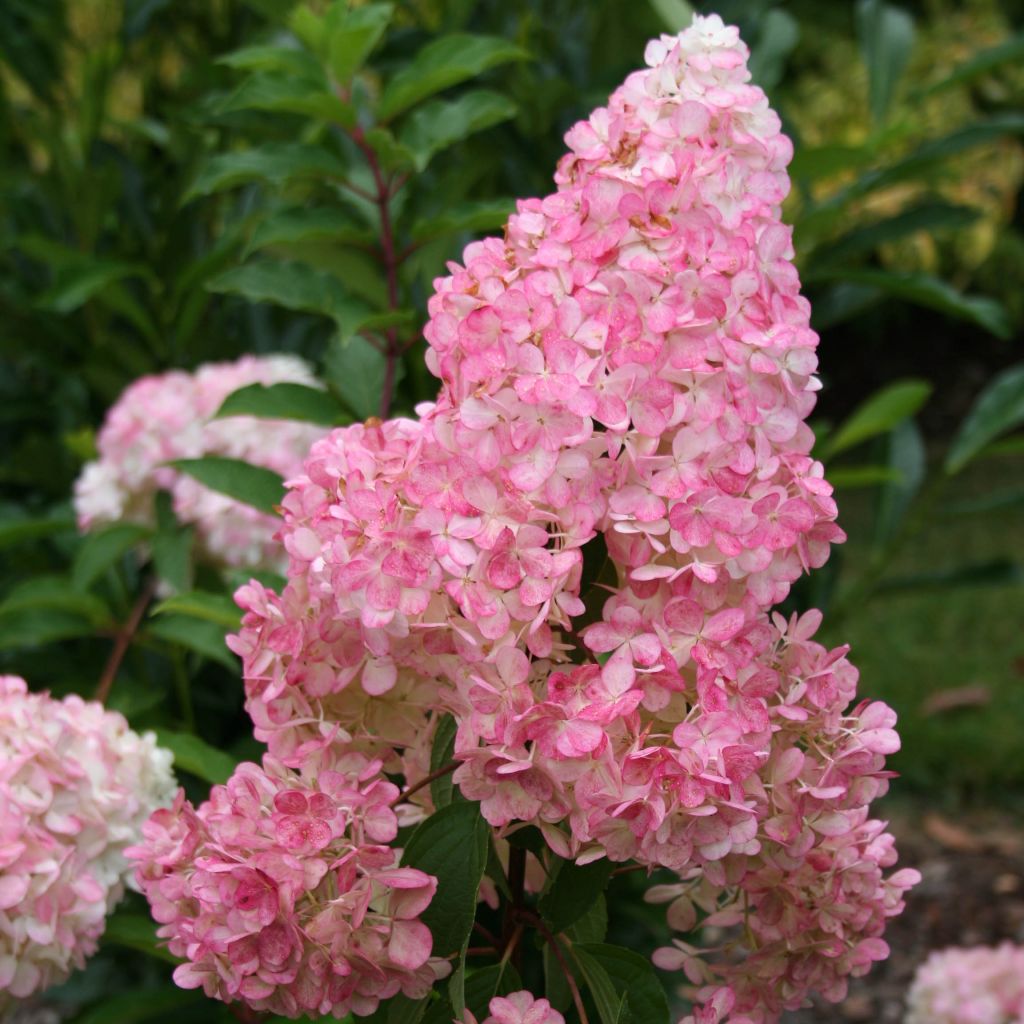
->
[1,0,1024,1020]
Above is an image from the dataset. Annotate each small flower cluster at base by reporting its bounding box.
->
[461,991,566,1024]
[74,354,326,572]
[905,944,1024,1024]
[127,751,448,1019]
[0,676,175,1001]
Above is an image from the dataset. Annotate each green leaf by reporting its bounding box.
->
[74,987,201,1024]
[429,713,458,809]
[216,382,347,426]
[0,512,75,550]
[399,90,517,172]
[464,962,523,1019]
[147,615,238,669]
[821,379,932,459]
[946,364,1024,474]
[412,198,515,241]
[246,206,373,256]
[748,8,799,92]
[0,608,97,650]
[36,261,151,314]
[0,576,110,625]
[217,72,352,123]
[856,0,915,126]
[876,558,1023,593]
[539,858,614,935]
[378,34,527,121]
[324,334,391,420]
[545,895,608,1011]
[922,32,1024,96]
[942,486,1024,518]
[572,947,627,1024]
[873,419,926,550]
[185,144,348,201]
[157,728,237,784]
[827,466,902,489]
[647,0,695,31]
[207,260,360,326]
[218,43,321,77]
[400,801,489,958]
[804,268,1011,339]
[327,2,393,83]
[103,911,179,964]
[171,456,284,515]
[71,523,150,592]
[576,943,671,1024]
[151,591,241,630]
[151,512,194,596]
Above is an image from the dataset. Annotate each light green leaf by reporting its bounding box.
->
[171,456,284,515]
[400,801,489,958]
[748,8,799,91]
[399,90,517,171]
[572,947,627,1024]
[147,615,237,669]
[157,728,237,784]
[324,334,392,420]
[217,44,321,77]
[429,713,458,809]
[827,466,902,489]
[185,143,348,201]
[71,523,150,591]
[327,2,393,83]
[207,260,359,325]
[648,0,695,31]
[412,198,515,241]
[856,0,915,126]
[378,34,527,121]
[946,364,1024,474]
[246,206,373,256]
[216,72,353,123]
[151,591,241,630]
[822,379,932,459]
[216,381,347,426]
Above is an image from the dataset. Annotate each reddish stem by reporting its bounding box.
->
[396,760,458,803]
[519,910,590,1024]
[94,578,156,704]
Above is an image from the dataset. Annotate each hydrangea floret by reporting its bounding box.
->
[905,944,1024,1024]
[74,354,326,571]
[140,14,919,1023]
[0,676,175,1002]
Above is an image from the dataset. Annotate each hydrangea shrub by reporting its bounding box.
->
[125,14,919,1024]
[0,676,175,1002]
[905,945,1024,1024]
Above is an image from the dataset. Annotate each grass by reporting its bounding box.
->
[817,452,1024,803]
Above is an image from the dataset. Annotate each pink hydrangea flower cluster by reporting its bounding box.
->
[74,354,326,571]
[0,676,175,1001]
[225,13,918,1022]
[463,992,566,1024]
[905,945,1024,1024]
[127,750,449,1019]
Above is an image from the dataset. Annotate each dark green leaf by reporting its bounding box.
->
[378,34,527,121]
[429,713,458,809]
[400,801,489,958]
[576,943,671,1024]
[246,207,373,256]
[218,44,320,77]
[821,379,932,459]
[0,607,97,649]
[539,859,614,935]
[805,268,1011,339]
[0,512,74,550]
[151,591,241,630]
[412,198,516,241]
[942,487,1024,518]
[103,911,179,964]
[327,2,393,83]
[36,261,151,314]
[324,334,391,420]
[171,456,284,515]
[71,523,150,591]
[463,962,523,1019]
[856,0,915,126]
[572,946,627,1024]
[151,520,194,595]
[157,728,237,784]
[827,466,902,489]
[399,90,517,172]
[873,419,926,550]
[147,615,238,669]
[0,576,111,625]
[946,364,1024,474]
[876,559,1023,593]
[74,987,201,1024]
[216,382,347,426]
[922,33,1024,95]
[217,73,352,123]
[185,144,348,201]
